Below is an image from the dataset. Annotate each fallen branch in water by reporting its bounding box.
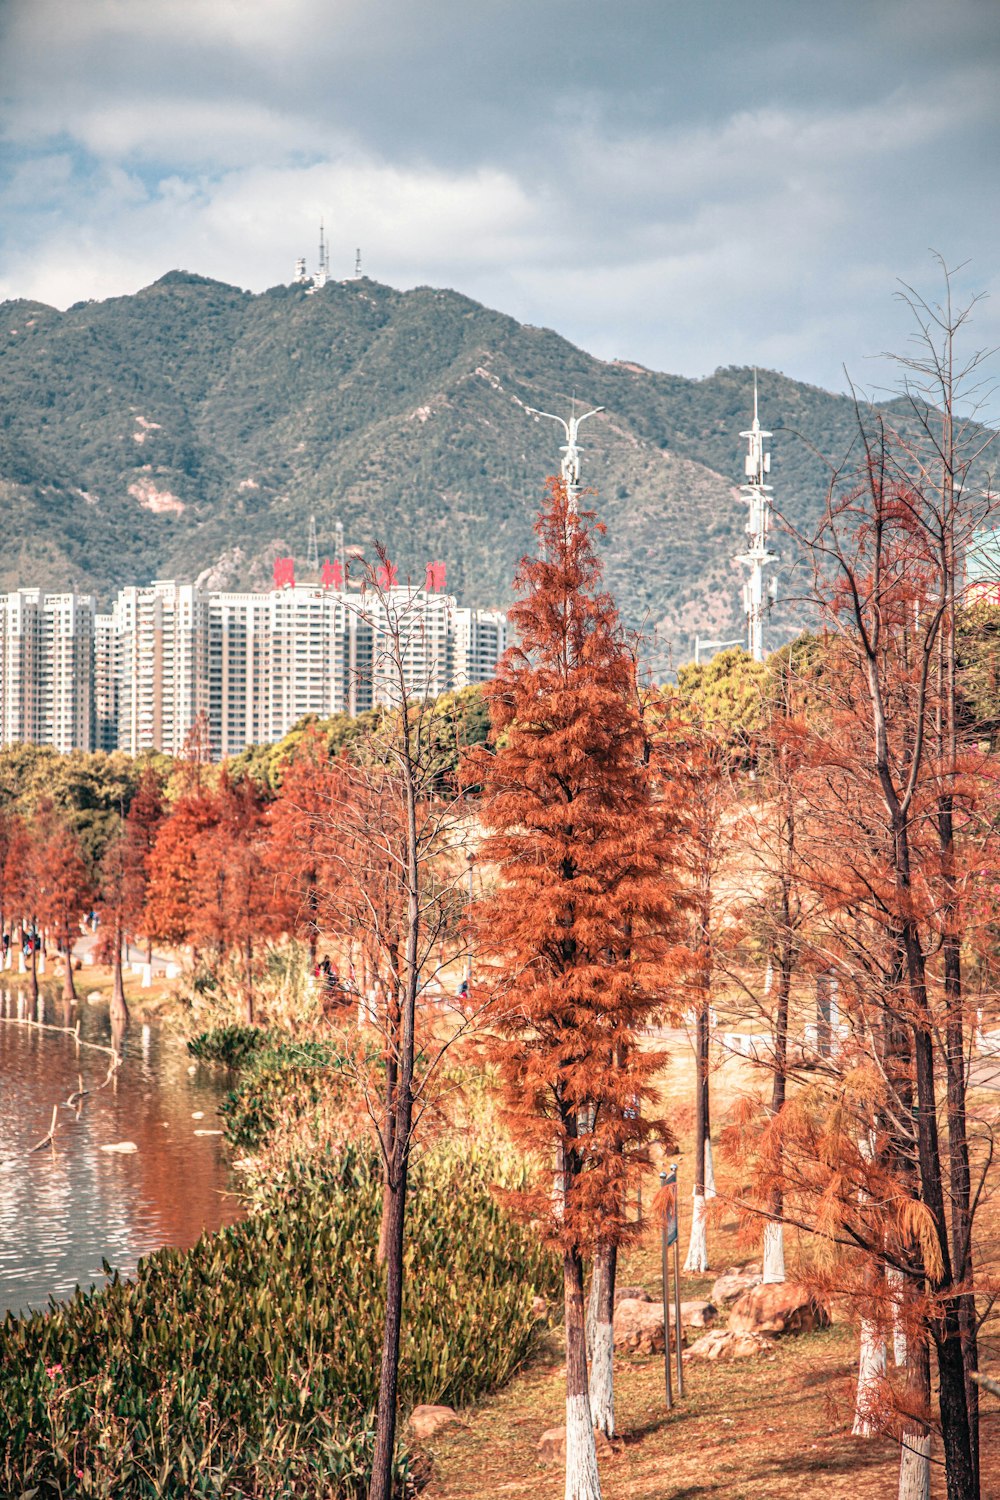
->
[30,1104,59,1153]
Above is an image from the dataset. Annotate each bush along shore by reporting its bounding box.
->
[0,1027,560,1498]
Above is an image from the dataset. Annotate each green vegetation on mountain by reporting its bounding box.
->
[1,269,988,664]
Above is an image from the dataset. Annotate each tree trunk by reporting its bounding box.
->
[369,737,421,1500]
[852,1316,887,1437]
[28,936,38,1004]
[684,1001,711,1273]
[61,927,76,1002]
[243,935,254,1027]
[565,1246,601,1500]
[377,974,400,1267]
[110,926,129,1028]
[368,1156,408,1500]
[764,937,792,1283]
[899,1323,931,1500]
[587,1240,617,1437]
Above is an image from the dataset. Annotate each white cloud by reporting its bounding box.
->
[0,0,996,395]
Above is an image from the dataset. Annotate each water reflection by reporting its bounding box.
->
[0,989,244,1318]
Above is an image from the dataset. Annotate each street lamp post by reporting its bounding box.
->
[525,404,604,515]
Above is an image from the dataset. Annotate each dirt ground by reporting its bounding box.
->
[422,1034,1000,1500]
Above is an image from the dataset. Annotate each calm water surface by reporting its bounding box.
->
[0,989,244,1319]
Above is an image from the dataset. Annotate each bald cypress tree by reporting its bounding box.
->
[466,480,682,1498]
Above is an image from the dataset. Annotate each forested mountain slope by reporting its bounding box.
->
[0,269,923,665]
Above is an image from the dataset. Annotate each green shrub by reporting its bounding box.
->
[187,1024,274,1069]
[0,1146,559,1499]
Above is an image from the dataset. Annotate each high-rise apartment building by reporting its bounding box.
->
[450,607,508,688]
[0,579,506,759]
[0,589,95,753]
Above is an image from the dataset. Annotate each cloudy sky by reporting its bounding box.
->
[1,0,997,396]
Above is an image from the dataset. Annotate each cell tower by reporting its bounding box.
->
[524,401,604,515]
[735,374,778,662]
[334,519,346,576]
[314,220,329,289]
[354,248,362,279]
[306,514,320,572]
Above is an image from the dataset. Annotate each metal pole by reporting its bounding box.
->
[660,1170,673,1410]
[673,1184,684,1398]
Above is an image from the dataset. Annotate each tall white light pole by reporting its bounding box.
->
[525,403,604,513]
[735,376,778,662]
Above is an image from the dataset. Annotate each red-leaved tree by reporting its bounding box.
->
[464,480,683,1495]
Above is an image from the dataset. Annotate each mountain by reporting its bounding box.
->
[0,269,959,669]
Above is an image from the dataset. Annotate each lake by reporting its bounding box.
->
[0,989,244,1319]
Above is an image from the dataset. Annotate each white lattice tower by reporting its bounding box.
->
[735,376,778,661]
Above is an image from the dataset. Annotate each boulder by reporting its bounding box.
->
[711,1265,763,1307]
[728,1281,830,1337]
[679,1299,717,1329]
[614,1284,651,1305]
[407,1405,463,1442]
[86,989,102,1002]
[537,1426,613,1465]
[687,1328,775,1361]
[613,1298,669,1355]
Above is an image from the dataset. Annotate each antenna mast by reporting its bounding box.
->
[335,519,346,577]
[735,372,778,662]
[315,220,329,288]
[524,402,604,515]
[354,247,362,279]
[306,514,320,572]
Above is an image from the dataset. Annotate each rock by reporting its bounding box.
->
[614,1284,651,1304]
[711,1266,763,1307]
[86,990,102,1002]
[613,1297,670,1355]
[537,1426,613,1465]
[407,1404,464,1442]
[100,1141,138,1154]
[679,1299,717,1329]
[688,1328,775,1361]
[728,1282,831,1337]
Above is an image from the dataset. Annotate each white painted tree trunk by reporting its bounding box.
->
[587,1320,614,1438]
[851,1318,886,1436]
[887,1266,907,1366]
[683,1188,708,1272]
[762,1220,785,1284]
[565,1393,602,1500]
[684,1138,715,1273]
[898,1433,930,1500]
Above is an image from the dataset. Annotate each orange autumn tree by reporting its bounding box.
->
[31,804,92,1003]
[189,771,278,1025]
[465,480,683,1498]
[97,766,165,1026]
[270,730,336,967]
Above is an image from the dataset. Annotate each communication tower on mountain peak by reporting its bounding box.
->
[306,515,320,573]
[354,248,362,279]
[735,372,778,662]
[315,220,329,288]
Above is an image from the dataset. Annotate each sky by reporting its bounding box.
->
[1,0,998,397]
